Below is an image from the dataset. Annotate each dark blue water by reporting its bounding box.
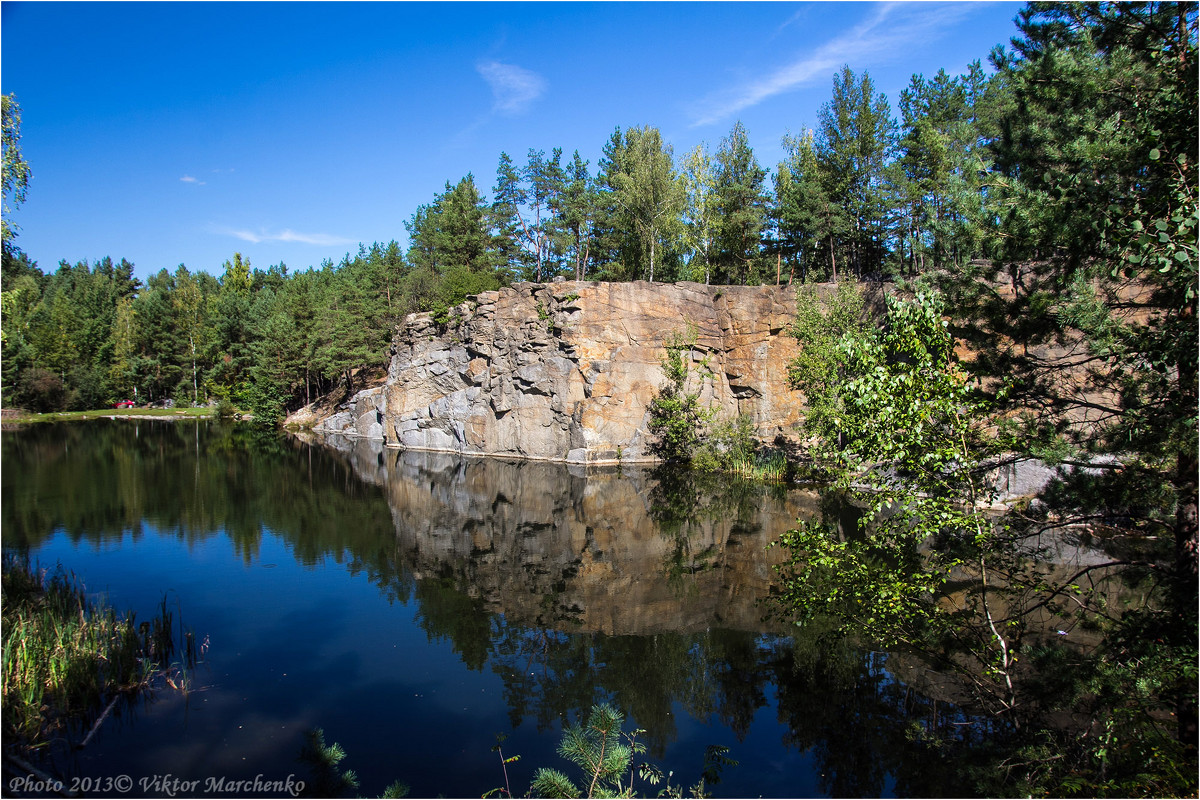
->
[2,420,969,798]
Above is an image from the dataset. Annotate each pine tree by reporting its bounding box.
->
[524,148,567,282]
[777,130,848,282]
[406,175,495,275]
[895,65,994,274]
[713,121,769,285]
[559,150,597,281]
[490,152,533,281]
[815,66,898,277]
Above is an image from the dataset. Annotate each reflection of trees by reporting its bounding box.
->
[5,422,1021,796]
[766,624,1017,798]
[413,572,492,670]
[486,618,765,757]
[647,466,793,600]
[1,420,412,602]
[492,626,601,732]
[647,466,790,541]
[771,641,894,797]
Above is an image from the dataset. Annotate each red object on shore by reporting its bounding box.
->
[114,400,135,409]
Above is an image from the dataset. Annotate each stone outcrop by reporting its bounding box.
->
[309,280,809,463]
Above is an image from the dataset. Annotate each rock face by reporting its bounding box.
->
[312,281,807,463]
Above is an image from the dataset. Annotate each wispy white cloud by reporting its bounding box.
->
[218,227,355,247]
[476,60,547,114]
[688,2,979,128]
[769,7,809,42]
[180,175,206,185]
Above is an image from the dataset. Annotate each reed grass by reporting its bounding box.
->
[1,556,200,749]
[724,450,790,483]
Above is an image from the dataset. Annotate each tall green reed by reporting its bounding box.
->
[1,556,201,749]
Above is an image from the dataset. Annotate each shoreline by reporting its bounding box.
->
[1,408,218,426]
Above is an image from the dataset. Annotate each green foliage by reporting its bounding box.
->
[215,396,236,418]
[1061,608,1199,797]
[650,324,789,479]
[528,703,736,799]
[691,415,788,483]
[679,144,716,285]
[530,703,633,798]
[299,728,360,798]
[787,279,870,447]
[601,126,686,283]
[1,556,199,750]
[892,63,996,275]
[0,240,425,420]
[814,66,898,278]
[561,150,599,281]
[296,727,412,798]
[778,274,1197,791]
[776,290,1001,653]
[2,93,32,249]
[297,726,413,798]
[647,325,709,463]
[712,121,769,285]
[406,174,497,276]
[775,130,848,284]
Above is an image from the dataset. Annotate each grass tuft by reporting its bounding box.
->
[1,556,202,750]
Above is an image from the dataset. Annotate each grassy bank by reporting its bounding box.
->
[1,557,201,751]
[2,406,216,425]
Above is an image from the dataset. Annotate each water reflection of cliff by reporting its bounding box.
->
[307,433,819,635]
[5,422,1035,796]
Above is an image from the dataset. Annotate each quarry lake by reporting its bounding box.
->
[3,420,973,798]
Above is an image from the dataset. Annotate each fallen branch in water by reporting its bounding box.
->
[76,693,122,750]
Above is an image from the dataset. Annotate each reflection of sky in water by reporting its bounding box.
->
[3,422,953,798]
[27,529,535,798]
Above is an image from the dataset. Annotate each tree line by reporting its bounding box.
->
[0,57,991,418]
[770,3,1197,795]
[1,3,1195,430]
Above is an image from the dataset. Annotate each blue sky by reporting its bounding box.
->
[2,1,1024,282]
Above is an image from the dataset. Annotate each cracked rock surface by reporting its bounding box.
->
[312,280,807,463]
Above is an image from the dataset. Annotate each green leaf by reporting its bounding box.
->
[1148,148,1160,160]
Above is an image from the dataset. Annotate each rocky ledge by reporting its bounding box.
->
[304,280,807,463]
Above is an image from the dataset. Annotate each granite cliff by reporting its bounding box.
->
[303,280,813,463]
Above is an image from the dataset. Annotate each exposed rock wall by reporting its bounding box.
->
[312,280,810,463]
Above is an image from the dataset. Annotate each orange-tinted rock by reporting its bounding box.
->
[315,280,810,463]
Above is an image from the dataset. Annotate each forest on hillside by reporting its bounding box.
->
[1,2,1195,428]
[1,4,1197,794]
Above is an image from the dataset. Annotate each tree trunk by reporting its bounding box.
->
[1174,293,1198,746]
[190,334,198,404]
[649,235,656,283]
[1179,5,1189,68]
[1175,441,1198,747]
[575,234,583,281]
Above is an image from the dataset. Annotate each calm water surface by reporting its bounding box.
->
[2,420,968,798]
